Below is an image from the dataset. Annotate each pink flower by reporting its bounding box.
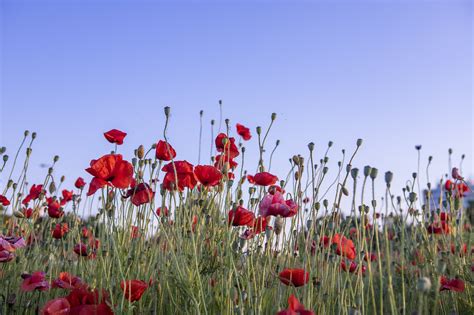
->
[259,191,298,218]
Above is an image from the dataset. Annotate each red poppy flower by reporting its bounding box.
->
[228,206,255,227]
[66,287,114,315]
[52,223,69,239]
[60,189,74,205]
[240,216,270,239]
[279,269,310,287]
[75,177,86,189]
[427,221,450,235]
[247,172,278,186]
[0,195,10,206]
[22,207,33,218]
[192,215,198,233]
[22,184,44,205]
[194,165,222,187]
[104,129,127,145]
[364,252,378,262]
[21,271,50,292]
[277,294,314,315]
[131,226,140,239]
[236,123,251,141]
[162,161,197,191]
[121,280,148,302]
[86,154,134,196]
[47,198,64,218]
[52,272,83,290]
[341,261,366,275]
[74,243,89,257]
[40,298,71,315]
[214,154,238,169]
[155,140,176,161]
[126,183,155,206]
[451,167,463,180]
[259,191,298,218]
[332,234,356,260]
[215,133,239,159]
[440,276,465,292]
[156,206,169,217]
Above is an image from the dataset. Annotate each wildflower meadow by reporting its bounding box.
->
[0,106,472,315]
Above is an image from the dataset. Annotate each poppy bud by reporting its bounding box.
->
[137,145,145,159]
[412,172,417,179]
[371,200,377,208]
[323,167,328,174]
[32,132,37,139]
[3,155,8,162]
[49,182,56,194]
[276,140,280,146]
[26,148,32,157]
[294,171,300,180]
[256,126,261,135]
[211,119,215,126]
[342,187,349,196]
[428,156,433,163]
[370,168,378,179]
[24,130,30,137]
[164,106,170,117]
[308,142,314,151]
[417,277,431,292]
[448,148,452,155]
[314,202,320,211]
[13,211,25,218]
[12,183,17,190]
[200,110,203,116]
[415,145,422,151]
[271,113,277,121]
[328,141,333,147]
[356,138,363,147]
[132,158,137,167]
[0,147,6,154]
[363,165,371,177]
[53,155,59,162]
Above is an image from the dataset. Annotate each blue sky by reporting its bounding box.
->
[1,0,472,203]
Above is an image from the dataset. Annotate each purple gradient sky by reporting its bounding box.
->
[1,0,472,202]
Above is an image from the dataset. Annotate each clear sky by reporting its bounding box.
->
[1,0,472,203]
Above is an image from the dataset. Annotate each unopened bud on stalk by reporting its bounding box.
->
[314,202,320,211]
[248,187,256,195]
[308,142,314,151]
[24,130,30,137]
[323,167,328,174]
[256,126,262,135]
[53,155,59,163]
[417,277,431,292]
[412,172,417,179]
[294,171,300,180]
[131,158,137,167]
[328,141,333,147]
[12,183,17,190]
[225,118,230,126]
[7,180,13,188]
[49,182,56,194]
[200,110,203,117]
[164,106,170,117]
[346,164,351,173]
[448,148,452,155]
[323,156,329,163]
[337,161,342,167]
[371,200,377,208]
[428,156,433,163]
[2,155,8,162]
[342,187,349,196]
[26,148,32,157]
[351,168,359,179]
[32,132,37,139]
[271,112,277,121]
[363,165,371,177]
[48,167,53,175]
[385,171,393,185]
[370,168,378,179]
[409,192,417,203]
[415,145,422,151]
[13,211,25,218]
[0,147,5,154]
[137,145,145,159]
[60,176,65,183]
[356,139,363,147]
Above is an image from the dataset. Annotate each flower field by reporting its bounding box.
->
[0,108,472,315]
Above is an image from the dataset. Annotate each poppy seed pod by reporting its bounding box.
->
[356,138,363,147]
[370,168,378,179]
[164,106,170,117]
[415,145,422,151]
[350,168,359,179]
[363,165,371,177]
[409,192,417,203]
[385,171,393,185]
